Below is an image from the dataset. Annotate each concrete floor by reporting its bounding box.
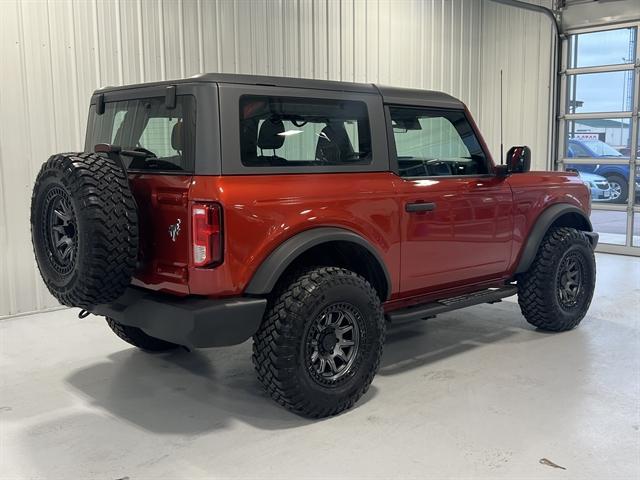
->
[1,253,639,479]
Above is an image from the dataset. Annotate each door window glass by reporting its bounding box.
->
[389,107,489,178]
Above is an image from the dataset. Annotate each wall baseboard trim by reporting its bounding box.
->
[0,305,69,321]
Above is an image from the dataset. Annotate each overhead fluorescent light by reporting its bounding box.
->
[277,130,304,137]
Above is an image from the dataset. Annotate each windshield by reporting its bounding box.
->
[581,140,622,157]
[85,95,196,172]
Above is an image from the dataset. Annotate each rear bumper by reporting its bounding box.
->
[91,287,267,348]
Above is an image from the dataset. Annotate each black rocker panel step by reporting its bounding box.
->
[387,286,518,324]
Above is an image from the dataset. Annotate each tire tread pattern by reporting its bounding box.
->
[252,266,385,418]
[31,152,138,308]
[517,226,595,331]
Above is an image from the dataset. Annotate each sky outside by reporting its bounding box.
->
[569,27,636,113]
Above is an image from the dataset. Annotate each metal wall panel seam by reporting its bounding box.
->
[533,2,542,158]
[45,1,59,152]
[430,0,435,88]
[196,0,204,73]
[460,0,468,98]
[233,0,238,73]
[91,0,101,87]
[15,0,35,315]
[215,0,222,72]
[115,0,124,84]
[178,0,186,78]
[67,0,82,147]
[158,0,166,80]
[351,0,355,82]
[137,0,145,82]
[325,0,330,79]
[0,90,10,315]
[440,0,445,90]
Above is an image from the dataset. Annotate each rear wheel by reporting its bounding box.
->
[106,317,180,352]
[517,227,595,331]
[252,267,385,418]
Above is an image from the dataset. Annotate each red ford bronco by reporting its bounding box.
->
[31,74,597,418]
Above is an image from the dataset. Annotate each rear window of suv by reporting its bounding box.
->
[239,95,372,167]
[85,95,196,172]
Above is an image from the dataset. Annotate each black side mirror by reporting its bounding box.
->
[506,146,531,173]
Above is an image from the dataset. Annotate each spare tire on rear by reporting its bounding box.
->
[31,152,138,309]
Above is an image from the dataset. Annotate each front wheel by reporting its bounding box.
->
[252,267,385,418]
[517,227,596,331]
[605,174,628,204]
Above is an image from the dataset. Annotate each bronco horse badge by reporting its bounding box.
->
[168,219,181,242]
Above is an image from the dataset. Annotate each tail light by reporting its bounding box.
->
[191,203,222,267]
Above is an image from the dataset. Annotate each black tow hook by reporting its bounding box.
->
[78,309,91,319]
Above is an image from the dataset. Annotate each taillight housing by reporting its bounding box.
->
[191,203,222,267]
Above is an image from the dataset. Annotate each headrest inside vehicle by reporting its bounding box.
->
[258,118,285,151]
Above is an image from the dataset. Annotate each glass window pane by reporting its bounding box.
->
[635,166,640,206]
[634,213,640,247]
[389,107,488,178]
[564,161,632,204]
[567,71,634,113]
[565,118,631,159]
[85,96,196,172]
[569,27,637,68]
[239,95,372,167]
[590,210,628,245]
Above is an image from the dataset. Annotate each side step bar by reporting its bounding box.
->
[387,286,518,324]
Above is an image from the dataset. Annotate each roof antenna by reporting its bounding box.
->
[500,69,504,165]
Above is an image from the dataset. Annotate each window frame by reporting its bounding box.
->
[87,96,196,174]
[219,83,389,175]
[556,21,640,255]
[385,105,494,180]
[238,94,373,168]
[86,82,220,175]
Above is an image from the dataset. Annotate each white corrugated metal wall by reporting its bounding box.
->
[0,0,554,317]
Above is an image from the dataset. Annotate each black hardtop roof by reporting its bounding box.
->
[94,73,464,109]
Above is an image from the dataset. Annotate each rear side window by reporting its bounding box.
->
[239,95,372,167]
[86,95,196,172]
[390,107,488,178]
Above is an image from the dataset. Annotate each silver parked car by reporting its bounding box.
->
[577,171,612,202]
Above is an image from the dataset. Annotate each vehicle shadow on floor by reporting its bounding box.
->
[65,342,357,434]
[63,300,556,435]
[380,300,540,376]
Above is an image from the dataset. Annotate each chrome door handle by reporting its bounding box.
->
[405,202,436,213]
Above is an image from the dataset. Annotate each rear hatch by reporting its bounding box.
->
[85,93,196,294]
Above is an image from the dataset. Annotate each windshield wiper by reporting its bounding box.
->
[95,143,181,171]
[95,143,156,159]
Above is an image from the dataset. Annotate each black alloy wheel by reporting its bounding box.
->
[305,302,362,385]
[556,251,585,310]
[43,186,78,276]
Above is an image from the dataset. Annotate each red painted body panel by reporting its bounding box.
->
[188,172,402,298]
[397,175,513,296]
[128,173,192,295]
[505,171,590,274]
[127,167,590,307]
[123,90,590,305]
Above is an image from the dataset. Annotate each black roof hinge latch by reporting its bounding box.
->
[96,93,105,115]
[165,85,177,110]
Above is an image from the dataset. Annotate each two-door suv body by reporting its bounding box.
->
[31,74,598,417]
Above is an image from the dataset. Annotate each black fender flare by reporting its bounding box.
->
[244,227,392,300]
[515,203,595,274]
